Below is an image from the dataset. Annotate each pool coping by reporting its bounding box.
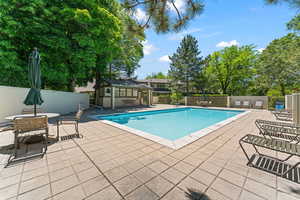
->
[89,106,251,149]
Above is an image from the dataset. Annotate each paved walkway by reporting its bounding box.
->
[0,105,299,200]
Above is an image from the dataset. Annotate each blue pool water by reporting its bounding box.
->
[97,108,243,141]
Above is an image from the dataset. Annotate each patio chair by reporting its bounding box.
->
[57,109,83,139]
[0,122,13,132]
[242,100,251,108]
[239,134,300,177]
[254,100,264,109]
[255,119,300,142]
[6,115,49,166]
[234,100,241,107]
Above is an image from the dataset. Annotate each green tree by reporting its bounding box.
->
[146,72,168,79]
[169,35,203,95]
[287,14,300,31]
[0,0,122,91]
[122,0,204,33]
[206,45,257,95]
[110,13,145,79]
[265,0,300,7]
[256,33,300,96]
[266,0,300,32]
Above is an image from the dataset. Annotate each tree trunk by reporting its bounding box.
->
[221,85,227,95]
[67,78,75,92]
[186,71,189,96]
[280,83,285,96]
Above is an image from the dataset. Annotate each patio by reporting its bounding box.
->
[0,105,299,200]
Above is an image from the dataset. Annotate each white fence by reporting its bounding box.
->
[0,86,89,123]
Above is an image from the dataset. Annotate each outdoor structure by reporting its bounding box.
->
[95,79,153,109]
[137,79,171,96]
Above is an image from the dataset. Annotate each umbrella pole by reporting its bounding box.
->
[34,104,37,116]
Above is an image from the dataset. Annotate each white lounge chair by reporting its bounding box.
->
[243,100,250,108]
[255,100,263,109]
[234,100,241,107]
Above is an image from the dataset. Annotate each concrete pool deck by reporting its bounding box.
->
[0,104,299,200]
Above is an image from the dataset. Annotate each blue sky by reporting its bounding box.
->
[135,0,297,79]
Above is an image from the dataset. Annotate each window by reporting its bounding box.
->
[126,88,132,97]
[120,88,126,96]
[133,89,138,97]
[105,88,111,96]
[157,83,166,88]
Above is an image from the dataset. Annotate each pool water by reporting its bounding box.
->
[97,108,243,141]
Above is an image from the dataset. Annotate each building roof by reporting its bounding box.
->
[75,79,152,93]
[137,79,170,84]
[106,79,152,89]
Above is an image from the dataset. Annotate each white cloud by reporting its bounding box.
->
[216,40,239,48]
[142,40,157,55]
[168,28,202,40]
[159,55,171,62]
[167,0,185,12]
[135,8,147,22]
[257,48,265,53]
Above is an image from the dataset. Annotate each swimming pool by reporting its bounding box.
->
[94,107,248,149]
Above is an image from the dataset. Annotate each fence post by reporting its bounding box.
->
[185,96,187,106]
[227,96,230,108]
[285,95,292,112]
[292,93,300,125]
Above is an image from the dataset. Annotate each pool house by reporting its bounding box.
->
[95,79,153,109]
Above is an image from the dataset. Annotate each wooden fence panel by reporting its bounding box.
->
[157,96,171,104]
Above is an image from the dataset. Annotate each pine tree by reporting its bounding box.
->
[168,35,203,95]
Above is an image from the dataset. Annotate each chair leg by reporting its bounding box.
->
[13,133,18,159]
[75,121,79,135]
[239,139,252,164]
[56,120,60,141]
[44,131,48,153]
[252,144,260,154]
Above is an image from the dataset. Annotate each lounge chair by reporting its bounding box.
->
[197,100,209,106]
[272,111,292,122]
[242,100,251,108]
[57,109,83,139]
[255,119,300,142]
[254,100,263,109]
[6,115,49,166]
[234,100,241,108]
[239,134,300,177]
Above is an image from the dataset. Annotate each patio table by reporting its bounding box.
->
[5,113,60,140]
[5,113,60,120]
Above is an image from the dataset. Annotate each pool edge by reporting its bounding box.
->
[89,107,251,149]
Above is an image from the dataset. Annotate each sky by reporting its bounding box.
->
[134,0,297,79]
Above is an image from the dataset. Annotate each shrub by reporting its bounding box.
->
[192,94,228,97]
[170,92,183,104]
[268,96,285,110]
